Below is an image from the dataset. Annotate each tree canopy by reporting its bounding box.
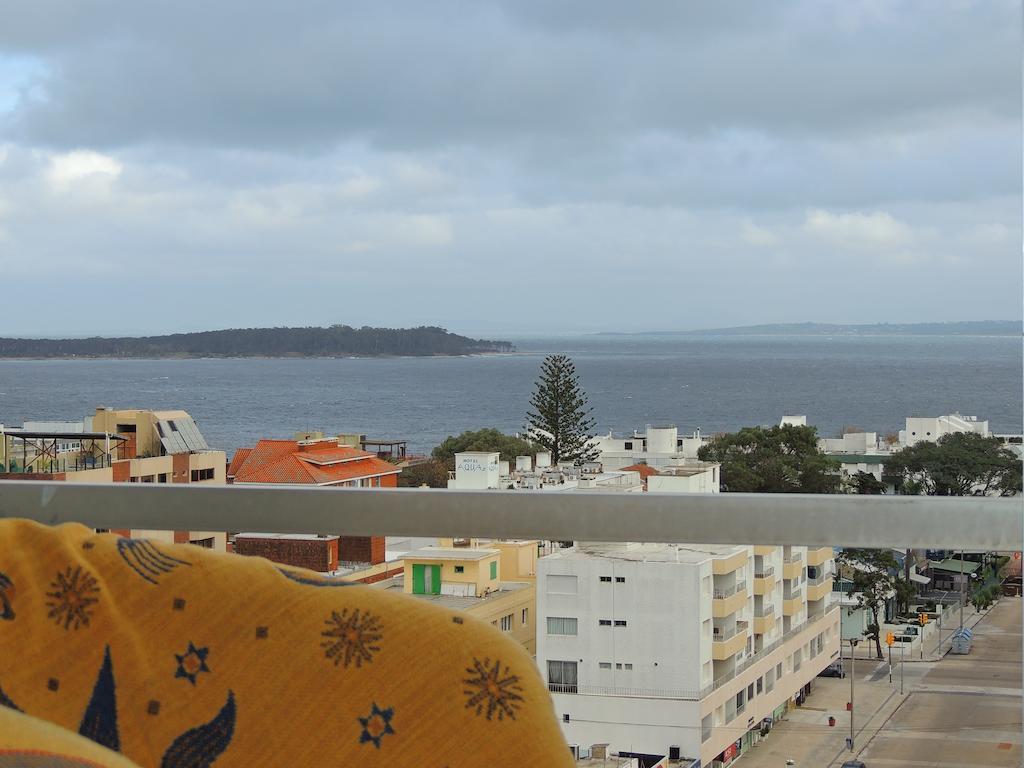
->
[431,428,539,469]
[883,432,1022,496]
[525,355,599,465]
[849,470,887,495]
[696,425,840,493]
[397,459,450,488]
[836,548,902,660]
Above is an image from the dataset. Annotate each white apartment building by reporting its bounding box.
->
[537,541,838,766]
[592,425,709,471]
[899,413,989,447]
[446,451,643,493]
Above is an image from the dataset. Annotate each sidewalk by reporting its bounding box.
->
[737,667,907,768]
[846,601,992,663]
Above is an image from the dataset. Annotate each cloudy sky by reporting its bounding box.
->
[0,1,1019,337]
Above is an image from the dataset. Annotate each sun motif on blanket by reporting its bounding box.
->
[462,657,524,721]
[46,566,100,630]
[321,608,383,668]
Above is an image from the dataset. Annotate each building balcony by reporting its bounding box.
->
[711,627,746,660]
[782,558,804,580]
[806,578,832,601]
[752,568,775,594]
[783,593,803,616]
[806,546,833,566]
[711,550,747,575]
[712,581,748,617]
[753,612,774,635]
[753,545,777,556]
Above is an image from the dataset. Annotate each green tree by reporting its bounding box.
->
[397,459,450,488]
[836,548,902,659]
[525,355,599,465]
[431,428,539,469]
[849,470,887,495]
[696,425,840,493]
[884,432,1022,496]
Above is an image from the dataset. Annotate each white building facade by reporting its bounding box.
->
[537,542,839,766]
[592,425,710,471]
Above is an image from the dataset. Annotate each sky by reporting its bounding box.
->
[0,1,1020,337]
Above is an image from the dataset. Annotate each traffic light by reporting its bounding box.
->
[885,632,895,646]
[918,612,929,626]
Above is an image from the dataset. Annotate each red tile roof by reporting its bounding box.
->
[621,463,661,479]
[229,440,401,486]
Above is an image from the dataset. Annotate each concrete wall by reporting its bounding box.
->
[403,551,500,596]
[235,536,339,572]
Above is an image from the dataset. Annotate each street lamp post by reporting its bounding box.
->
[848,638,858,751]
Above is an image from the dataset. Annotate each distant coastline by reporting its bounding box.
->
[0,325,514,359]
[594,321,1022,337]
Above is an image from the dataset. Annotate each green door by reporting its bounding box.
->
[412,564,441,595]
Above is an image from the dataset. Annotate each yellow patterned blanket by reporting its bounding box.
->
[0,520,572,767]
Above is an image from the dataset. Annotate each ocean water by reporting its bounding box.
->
[0,334,1019,458]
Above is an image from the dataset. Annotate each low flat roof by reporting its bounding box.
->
[235,532,338,541]
[547,542,745,564]
[929,558,982,574]
[404,547,498,561]
[1,430,127,441]
[376,576,530,610]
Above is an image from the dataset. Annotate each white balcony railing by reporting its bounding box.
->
[754,604,775,617]
[754,566,775,578]
[713,579,747,599]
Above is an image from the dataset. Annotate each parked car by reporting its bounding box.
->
[818,660,845,678]
[841,760,867,768]
[902,625,920,636]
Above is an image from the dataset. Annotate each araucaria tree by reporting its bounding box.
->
[526,355,599,465]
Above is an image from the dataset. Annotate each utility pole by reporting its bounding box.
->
[959,549,965,630]
[848,638,857,751]
[900,642,904,695]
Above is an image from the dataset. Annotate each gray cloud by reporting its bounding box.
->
[0,0,1019,335]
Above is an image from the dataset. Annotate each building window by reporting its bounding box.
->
[748,683,755,700]
[777,662,783,679]
[756,676,763,694]
[702,714,713,743]
[614,620,627,627]
[624,663,633,670]
[500,614,513,632]
[190,468,215,482]
[599,662,612,669]
[158,473,168,483]
[615,576,625,583]
[547,660,578,693]
[547,617,578,635]
[615,663,622,670]
[489,561,497,579]
[521,608,528,625]
[546,575,578,595]
[190,537,215,548]
[599,576,612,582]
[624,441,633,450]
[454,566,464,574]
[598,619,612,626]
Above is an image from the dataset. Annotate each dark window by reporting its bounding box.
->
[190,537,215,548]
[547,660,578,693]
[454,565,464,573]
[158,473,168,483]
[615,576,625,583]
[599,576,612,582]
[599,619,612,626]
[614,620,627,627]
[624,441,633,450]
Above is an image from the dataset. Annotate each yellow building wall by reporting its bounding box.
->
[497,541,538,581]
[469,584,537,655]
[402,553,500,596]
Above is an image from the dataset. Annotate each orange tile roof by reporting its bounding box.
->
[621,463,661,479]
[227,447,252,477]
[230,439,401,486]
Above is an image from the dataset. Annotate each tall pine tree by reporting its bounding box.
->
[526,355,599,465]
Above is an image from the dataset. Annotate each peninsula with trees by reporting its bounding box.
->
[0,325,514,359]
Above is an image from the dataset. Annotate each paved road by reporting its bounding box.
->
[860,596,1022,767]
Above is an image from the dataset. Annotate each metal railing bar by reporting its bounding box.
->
[0,480,1020,549]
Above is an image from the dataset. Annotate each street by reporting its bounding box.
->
[737,596,1021,768]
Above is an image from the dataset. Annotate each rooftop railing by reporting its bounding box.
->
[0,481,1016,550]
